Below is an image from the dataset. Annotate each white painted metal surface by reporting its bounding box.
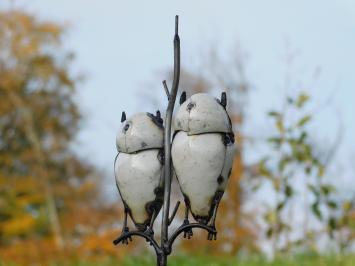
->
[116,112,164,153]
[115,149,163,226]
[171,131,235,220]
[174,93,232,135]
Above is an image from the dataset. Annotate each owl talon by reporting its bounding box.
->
[119,226,131,245]
[182,219,193,239]
[207,226,217,241]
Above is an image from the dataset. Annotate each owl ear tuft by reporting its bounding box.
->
[220,92,227,108]
[121,111,126,122]
[155,110,163,125]
[156,110,161,119]
[179,91,186,105]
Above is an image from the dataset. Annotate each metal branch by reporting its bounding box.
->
[162,80,170,100]
[113,230,163,257]
[165,223,217,255]
[158,15,181,266]
[161,14,180,249]
[168,201,181,225]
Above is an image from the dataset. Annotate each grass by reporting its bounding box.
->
[121,254,355,266]
[1,253,355,266]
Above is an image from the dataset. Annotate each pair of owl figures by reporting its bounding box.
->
[114,92,235,239]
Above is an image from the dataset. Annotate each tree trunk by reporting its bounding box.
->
[7,90,64,249]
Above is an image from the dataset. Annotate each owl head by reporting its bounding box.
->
[174,92,232,135]
[116,111,164,153]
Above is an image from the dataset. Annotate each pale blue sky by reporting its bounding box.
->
[5,1,355,190]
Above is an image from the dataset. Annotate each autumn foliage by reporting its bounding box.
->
[0,10,122,264]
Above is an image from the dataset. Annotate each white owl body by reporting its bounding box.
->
[115,112,164,231]
[172,93,235,224]
[115,149,163,230]
[172,131,235,223]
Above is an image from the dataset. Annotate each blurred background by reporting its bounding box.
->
[0,0,354,265]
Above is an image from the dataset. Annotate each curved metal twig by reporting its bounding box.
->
[113,230,163,257]
[164,223,217,254]
[168,201,181,225]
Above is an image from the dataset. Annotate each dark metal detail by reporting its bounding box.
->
[165,222,217,254]
[162,80,170,100]
[113,230,162,258]
[157,149,164,165]
[121,111,126,122]
[222,132,235,146]
[113,221,216,264]
[179,91,186,105]
[160,16,180,262]
[168,201,180,225]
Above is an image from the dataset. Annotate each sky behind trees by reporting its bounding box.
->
[6,0,354,192]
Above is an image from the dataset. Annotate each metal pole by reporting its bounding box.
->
[160,15,180,266]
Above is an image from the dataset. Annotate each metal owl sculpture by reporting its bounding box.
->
[114,111,164,240]
[171,92,236,239]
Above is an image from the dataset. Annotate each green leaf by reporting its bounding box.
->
[308,184,320,198]
[297,115,312,127]
[343,201,352,211]
[298,131,307,143]
[259,162,272,178]
[285,185,293,197]
[317,165,325,177]
[321,184,335,195]
[272,178,281,191]
[265,211,276,223]
[267,137,283,146]
[296,92,310,108]
[276,118,285,133]
[268,111,281,117]
[326,201,337,209]
[278,157,290,172]
[277,201,285,212]
[266,227,273,238]
[328,217,337,230]
[312,202,323,220]
[305,165,312,174]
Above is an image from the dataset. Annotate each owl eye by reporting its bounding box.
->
[123,123,130,131]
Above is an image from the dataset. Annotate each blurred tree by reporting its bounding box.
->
[334,199,355,252]
[0,9,118,263]
[253,92,343,253]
